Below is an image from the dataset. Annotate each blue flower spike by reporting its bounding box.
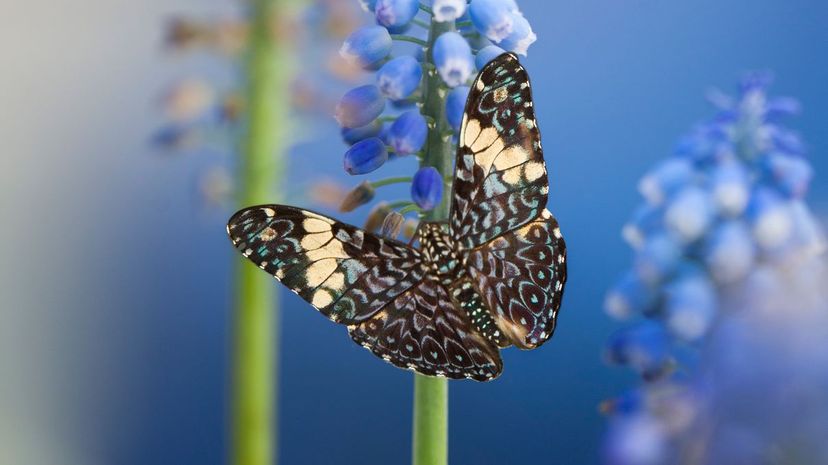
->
[446,86,470,132]
[476,45,507,69]
[344,137,389,175]
[376,56,423,101]
[432,0,467,22]
[340,26,393,69]
[469,0,519,43]
[411,167,444,210]
[388,110,428,155]
[335,85,386,128]
[433,31,474,88]
[603,73,827,463]
[375,0,420,30]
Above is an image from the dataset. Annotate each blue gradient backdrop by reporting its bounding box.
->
[3,1,826,464]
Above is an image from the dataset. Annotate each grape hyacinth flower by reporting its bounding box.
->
[334,0,539,224]
[332,2,539,462]
[432,0,467,23]
[602,76,828,465]
[387,110,427,155]
[344,137,388,174]
[411,167,444,211]
[433,31,474,87]
[375,0,420,30]
[335,84,386,128]
[376,56,422,100]
[340,26,393,68]
[445,85,470,131]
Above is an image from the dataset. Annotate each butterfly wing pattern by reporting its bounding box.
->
[455,54,567,350]
[227,53,566,381]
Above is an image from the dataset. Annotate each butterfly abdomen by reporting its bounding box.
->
[449,280,508,347]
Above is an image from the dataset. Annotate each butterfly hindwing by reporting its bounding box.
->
[450,53,548,249]
[227,205,427,324]
[348,276,503,381]
[467,210,567,349]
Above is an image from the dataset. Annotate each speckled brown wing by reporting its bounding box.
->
[227,205,426,324]
[348,276,503,381]
[450,53,549,249]
[467,210,567,349]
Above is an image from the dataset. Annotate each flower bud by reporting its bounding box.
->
[475,45,507,69]
[496,12,537,56]
[604,271,658,320]
[376,56,422,101]
[364,202,391,232]
[663,271,717,341]
[432,0,467,22]
[341,120,383,145]
[339,181,376,212]
[763,153,812,199]
[704,221,755,284]
[433,31,474,88]
[445,86,470,132]
[375,0,419,30]
[664,187,714,242]
[411,167,444,210]
[387,110,428,155]
[469,0,519,43]
[335,85,386,128]
[340,26,392,69]
[344,138,388,175]
[381,211,405,238]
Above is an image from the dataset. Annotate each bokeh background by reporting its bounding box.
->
[2,1,827,464]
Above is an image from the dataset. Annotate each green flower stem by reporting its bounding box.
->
[398,204,424,216]
[392,34,429,47]
[233,1,299,464]
[413,16,455,465]
[371,176,414,188]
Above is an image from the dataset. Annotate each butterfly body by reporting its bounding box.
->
[417,221,464,285]
[227,53,566,381]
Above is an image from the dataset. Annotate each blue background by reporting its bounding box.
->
[2,1,826,464]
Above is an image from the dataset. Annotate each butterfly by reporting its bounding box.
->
[227,53,566,381]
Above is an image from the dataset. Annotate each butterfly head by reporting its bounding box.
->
[417,221,462,284]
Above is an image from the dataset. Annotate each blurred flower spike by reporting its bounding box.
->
[157,2,369,208]
[602,76,828,465]
[335,0,538,230]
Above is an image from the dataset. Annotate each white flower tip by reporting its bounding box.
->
[638,176,664,206]
[714,184,749,216]
[508,30,537,56]
[605,293,631,320]
[438,59,473,88]
[622,224,645,250]
[754,207,793,249]
[668,309,710,341]
[485,19,515,43]
[433,0,466,22]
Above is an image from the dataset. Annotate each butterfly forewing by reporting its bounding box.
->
[451,53,548,249]
[227,205,427,324]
